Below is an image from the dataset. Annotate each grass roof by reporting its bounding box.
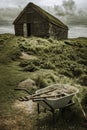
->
[30,3,68,29]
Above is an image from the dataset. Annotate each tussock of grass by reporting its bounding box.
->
[18,37,87,83]
[78,74,87,86]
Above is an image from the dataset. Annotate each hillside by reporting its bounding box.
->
[0,34,87,130]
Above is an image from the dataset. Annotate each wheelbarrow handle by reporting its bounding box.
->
[14,88,32,95]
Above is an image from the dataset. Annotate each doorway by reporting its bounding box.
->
[27,23,31,36]
[23,23,27,37]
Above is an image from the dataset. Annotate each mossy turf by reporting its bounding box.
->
[0,34,87,130]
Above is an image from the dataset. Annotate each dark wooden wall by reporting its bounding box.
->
[14,24,23,36]
[49,23,68,39]
[26,6,49,37]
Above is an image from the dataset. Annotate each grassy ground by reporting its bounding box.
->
[0,34,87,130]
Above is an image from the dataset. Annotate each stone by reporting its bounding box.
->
[18,78,37,90]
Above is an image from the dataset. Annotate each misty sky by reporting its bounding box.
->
[0,0,87,38]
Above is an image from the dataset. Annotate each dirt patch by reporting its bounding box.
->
[20,52,37,60]
[0,117,18,130]
[13,100,36,114]
[0,98,38,130]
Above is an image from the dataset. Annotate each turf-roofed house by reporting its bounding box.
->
[13,3,68,39]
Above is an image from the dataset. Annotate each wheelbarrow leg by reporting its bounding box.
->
[37,103,40,114]
[52,110,55,125]
[44,108,46,113]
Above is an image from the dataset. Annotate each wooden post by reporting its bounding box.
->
[37,103,40,114]
[44,108,46,113]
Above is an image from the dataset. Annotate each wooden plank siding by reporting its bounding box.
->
[49,23,68,39]
[14,24,23,36]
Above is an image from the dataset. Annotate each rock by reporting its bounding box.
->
[18,78,37,90]
[20,52,37,60]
